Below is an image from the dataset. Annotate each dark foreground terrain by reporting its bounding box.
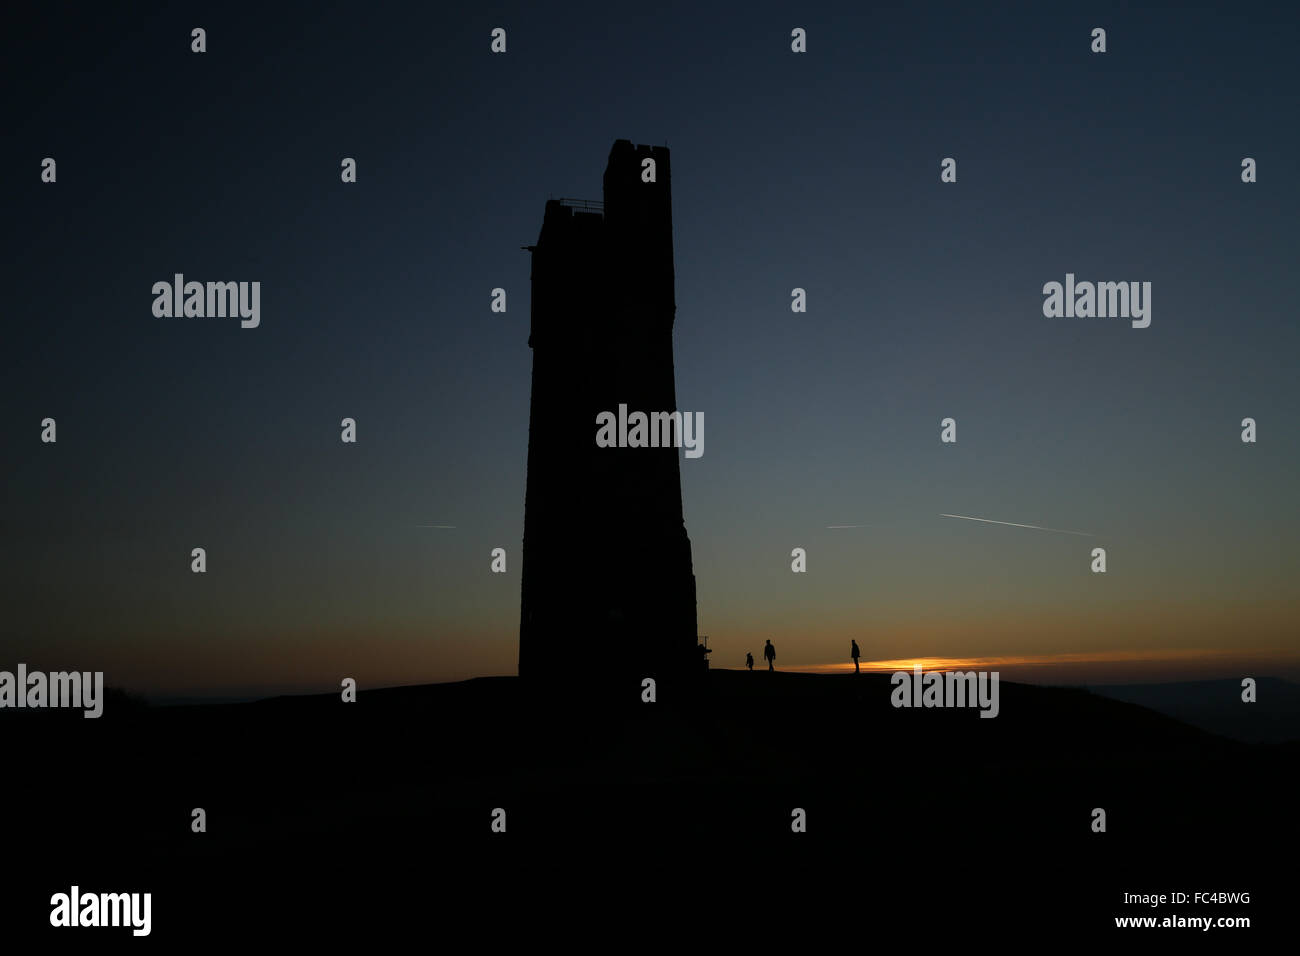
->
[4,670,1291,941]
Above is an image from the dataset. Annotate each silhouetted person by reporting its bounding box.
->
[764,639,775,672]
[851,639,860,674]
[746,652,754,671]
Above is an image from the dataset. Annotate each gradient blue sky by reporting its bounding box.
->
[4,1,1298,695]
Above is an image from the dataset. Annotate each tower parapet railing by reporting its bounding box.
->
[556,197,605,213]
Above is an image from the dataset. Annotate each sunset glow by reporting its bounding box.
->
[782,648,1300,683]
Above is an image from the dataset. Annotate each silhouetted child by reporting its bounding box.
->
[746,652,754,671]
[764,639,775,671]
[851,639,860,674]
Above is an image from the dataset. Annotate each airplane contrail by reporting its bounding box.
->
[939,514,1093,537]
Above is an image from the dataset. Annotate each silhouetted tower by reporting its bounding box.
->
[519,140,698,694]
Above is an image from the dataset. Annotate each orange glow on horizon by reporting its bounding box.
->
[780,647,1300,680]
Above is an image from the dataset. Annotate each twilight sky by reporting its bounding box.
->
[3,1,1298,697]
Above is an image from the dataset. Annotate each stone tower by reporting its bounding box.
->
[519,140,698,694]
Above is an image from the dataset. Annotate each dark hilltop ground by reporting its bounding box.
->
[6,670,1291,940]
